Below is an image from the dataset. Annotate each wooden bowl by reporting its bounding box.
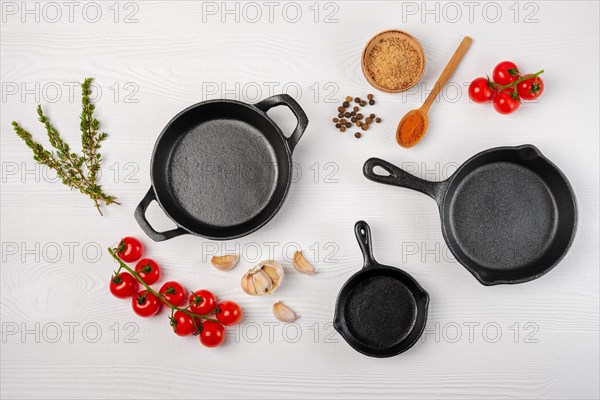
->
[361,30,426,93]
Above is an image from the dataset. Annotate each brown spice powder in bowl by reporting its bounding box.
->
[362,30,426,93]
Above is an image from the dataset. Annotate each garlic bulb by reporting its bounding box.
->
[293,251,316,274]
[211,254,239,271]
[273,301,299,322]
[241,261,284,296]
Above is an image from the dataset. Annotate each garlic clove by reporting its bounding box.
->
[293,251,316,274]
[263,265,281,286]
[211,254,239,271]
[241,274,257,296]
[273,301,299,323]
[252,270,273,294]
[262,261,284,287]
[262,261,284,278]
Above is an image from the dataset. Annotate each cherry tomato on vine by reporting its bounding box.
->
[170,311,201,336]
[199,321,225,347]
[493,61,520,86]
[493,89,521,115]
[468,77,496,103]
[135,258,161,285]
[159,281,186,307]
[516,74,544,100]
[110,272,138,299]
[132,290,161,317]
[189,289,217,315]
[117,237,144,262]
[215,301,243,326]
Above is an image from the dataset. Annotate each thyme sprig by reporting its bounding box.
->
[11,78,119,215]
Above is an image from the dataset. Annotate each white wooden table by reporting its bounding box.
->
[1,1,598,398]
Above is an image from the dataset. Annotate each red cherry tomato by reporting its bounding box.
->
[516,74,544,100]
[215,301,243,326]
[117,237,143,262]
[170,311,201,336]
[159,281,186,307]
[110,272,138,299]
[493,61,520,86]
[132,290,161,317]
[468,77,496,103]
[135,258,161,285]
[189,290,217,315]
[199,321,225,347]
[493,89,521,115]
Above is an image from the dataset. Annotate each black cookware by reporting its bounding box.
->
[333,221,429,358]
[363,145,577,285]
[135,94,308,241]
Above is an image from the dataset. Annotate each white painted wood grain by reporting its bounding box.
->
[1,1,598,399]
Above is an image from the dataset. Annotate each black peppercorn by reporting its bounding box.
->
[369,113,375,119]
[360,101,366,107]
[342,101,350,108]
[354,97,361,103]
[369,100,375,105]
[351,117,357,123]
[344,112,351,118]
[335,123,340,128]
[345,122,352,128]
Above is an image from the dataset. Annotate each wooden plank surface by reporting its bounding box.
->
[1,1,598,399]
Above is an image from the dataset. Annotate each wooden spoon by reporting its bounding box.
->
[396,36,472,148]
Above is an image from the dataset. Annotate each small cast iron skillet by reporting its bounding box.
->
[135,94,308,242]
[334,221,429,358]
[363,145,577,285]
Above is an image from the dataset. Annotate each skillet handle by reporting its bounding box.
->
[363,158,446,202]
[354,221,377,268]
[254,94,308,153]
[134,188,187,242]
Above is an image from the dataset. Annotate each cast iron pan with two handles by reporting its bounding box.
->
[363,145,577,285]
[135,94,308,241]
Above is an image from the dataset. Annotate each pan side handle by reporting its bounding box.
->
[134,188,186,242]
[254,94,308,154]
[354,221,377,268]
[363,158,446,202]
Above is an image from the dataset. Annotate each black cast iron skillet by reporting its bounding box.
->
[135,94,308,241]
[363,145,577,285]
[333,221,429,358]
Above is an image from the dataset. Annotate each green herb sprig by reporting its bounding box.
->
[11,78,119,215]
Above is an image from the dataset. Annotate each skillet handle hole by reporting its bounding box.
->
[144,201,180,232]
[359,228,370,246]
[265,105,297,139]
[372,165,391,177]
